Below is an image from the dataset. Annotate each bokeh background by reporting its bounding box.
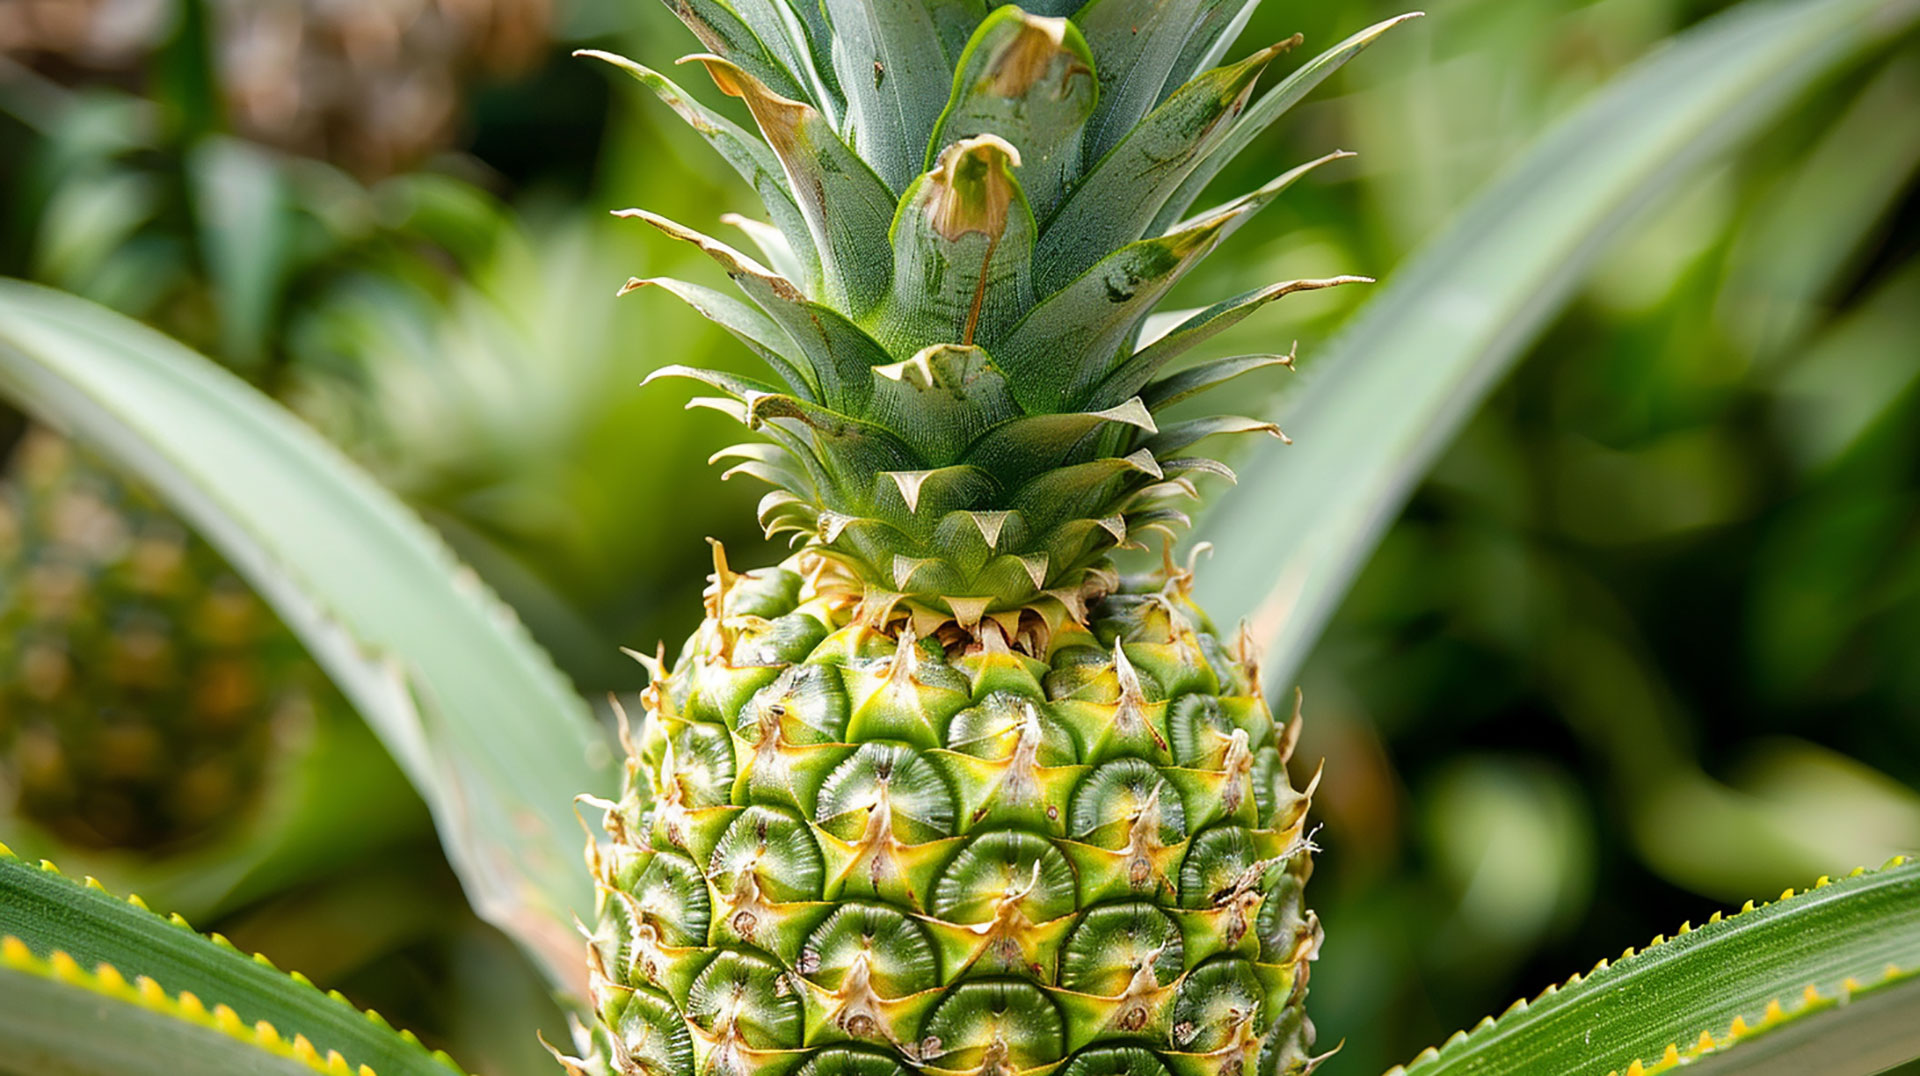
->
[1,0,1915,1072]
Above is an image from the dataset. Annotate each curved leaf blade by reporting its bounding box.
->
[1680,976,1920,1076]
[1193,0,1920,690]
[0,850,465,1076]
[0,281,613,999]
[0,964,322,1076]
[0,850,460,1073]
[1387,858,1920,1076]
[573,50,820,287]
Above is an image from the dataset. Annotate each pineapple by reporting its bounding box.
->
[575,5,1374,1076]
[0,428,314,850]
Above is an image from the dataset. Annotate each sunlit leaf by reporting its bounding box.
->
[1386,858,1920,1076]
[0,282,614,1000]
[1193,0,1920,690]
[0,848,465,1076]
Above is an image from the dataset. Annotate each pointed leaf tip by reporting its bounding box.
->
[980,12,1082,95]
[681,51,773,98]
[932,7,1096,218]
[926,135,1025,242]
[572,47,637,69]
[1094,397,1158,433]
[1259,34,1308,63]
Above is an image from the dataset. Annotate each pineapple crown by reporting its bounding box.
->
[589,1,1397,633]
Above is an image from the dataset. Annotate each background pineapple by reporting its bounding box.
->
[0,0,547,177]
[0,428,305,850]
[575,6,1374,1076]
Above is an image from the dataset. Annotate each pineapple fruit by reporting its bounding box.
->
[0,428,314,850]
[575,4,1374,1076]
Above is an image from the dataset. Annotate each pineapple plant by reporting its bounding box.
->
[6,0,1919,1074]
[569,6,1369,1075]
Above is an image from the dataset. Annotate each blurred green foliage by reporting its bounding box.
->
[1219,2,1920,1070]
[2,0,1915,1072]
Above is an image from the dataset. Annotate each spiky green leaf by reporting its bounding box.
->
[1033,38,1288,293]
[621,209,887,413]
[1155,0,1265,104]
[1091,275,1368,409]
[1153,12,1423,232]
[721,0,830,104]
[623,275,817,398]
[1387,860,1920,1076]
[1071,0,1217,161]
[0,967,328,1076]
[0,850,465,1075]
[960,399,1156,483]
[691,54,898,313]
[867,344,1022,464]
[1139,353,1294,411]
[1007,172,1357,411]
[662,0,812,102]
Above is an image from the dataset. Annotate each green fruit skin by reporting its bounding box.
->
[585,554,1320,1076]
